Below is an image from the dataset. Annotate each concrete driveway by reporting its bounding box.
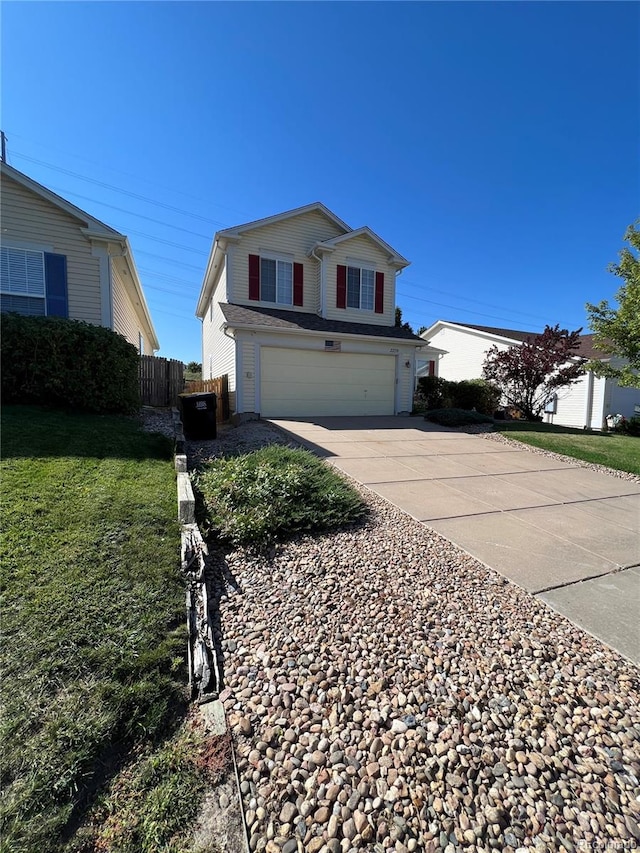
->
[270,416,640,664]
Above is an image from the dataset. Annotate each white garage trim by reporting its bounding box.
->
[259,347,397,417]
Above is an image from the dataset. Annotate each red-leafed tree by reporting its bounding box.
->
[482,325,585,421]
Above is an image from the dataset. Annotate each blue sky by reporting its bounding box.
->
[2,1,638,363]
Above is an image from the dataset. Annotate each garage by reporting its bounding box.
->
[260,347,396,417]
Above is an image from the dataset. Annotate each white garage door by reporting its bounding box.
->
[260,348,396,417]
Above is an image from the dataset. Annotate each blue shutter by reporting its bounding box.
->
[44,253,68,317]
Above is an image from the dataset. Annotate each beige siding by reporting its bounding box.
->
[202,263,236,407]
[112,266,152,352]
[324,234,397,327]
[228,210,344,310]
[233,329,416,415]
[1,173,102,324]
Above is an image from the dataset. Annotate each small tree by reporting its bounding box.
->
[186,361,202,373]
[585,221,640,387]
[482,325,585,421]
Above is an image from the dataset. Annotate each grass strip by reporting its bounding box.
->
[0,406,185,852]
[498,422,640,474]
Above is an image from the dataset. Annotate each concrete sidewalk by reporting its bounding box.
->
[270,416,640,664]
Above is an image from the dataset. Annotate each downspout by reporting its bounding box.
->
[583,370,594,430]
[222,323,241,413]
[310,246,325,317]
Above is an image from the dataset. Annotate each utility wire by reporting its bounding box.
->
[46,184,212,241]
[8,141,248,219]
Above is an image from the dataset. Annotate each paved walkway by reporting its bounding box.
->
[270,416,640,664]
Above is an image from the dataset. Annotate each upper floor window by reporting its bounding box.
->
[347,265,375,311]
[0,247,46,315]
[0,246,68,318]
[260,257,293,305]
[336,263,384,314]
[249,253,304,307]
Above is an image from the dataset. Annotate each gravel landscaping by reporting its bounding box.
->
[183,419,640,853]
[138,410,640,852]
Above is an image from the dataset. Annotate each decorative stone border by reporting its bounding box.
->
[172,407,250,853]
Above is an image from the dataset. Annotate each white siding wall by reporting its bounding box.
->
[324,234,397,327]
[1,173,102,324]
[202,262,237,408]
[228,210,344,310]
[429,326,513,380]
[551,376,589,429]
[112,265,152,353]
[608,377,640,421]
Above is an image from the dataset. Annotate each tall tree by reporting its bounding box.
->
[482,325,585,421]
[585,221,640,387]
[394,306,414,333]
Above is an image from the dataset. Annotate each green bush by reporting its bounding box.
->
[1,314,140,413]
[195,446,366,549]
[614,415,640,437]
[416,376,500,415]
[425,408,495,427]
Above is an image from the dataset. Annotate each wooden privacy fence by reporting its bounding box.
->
[183,375,230,423]
[139,355,185,407]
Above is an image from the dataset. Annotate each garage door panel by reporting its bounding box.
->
[260,348,396,417]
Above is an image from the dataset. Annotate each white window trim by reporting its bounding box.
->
[346,260,376,312]
[0,245,47,314]
[258,250,294,306]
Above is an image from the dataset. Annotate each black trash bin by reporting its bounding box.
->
[180,392,217,440]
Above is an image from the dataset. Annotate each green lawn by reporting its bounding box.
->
[498,421,640,475]
[0,406,206,852]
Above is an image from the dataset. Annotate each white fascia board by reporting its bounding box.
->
[120,237,160,351]
[422,320,523,347]
[196,234,236,318]
[315,226,410,269]
[216,202,351,239]
[0,163,123,238]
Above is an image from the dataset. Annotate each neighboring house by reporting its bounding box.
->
[196,202,432,419]
[0,161,158,354]
[419,320,639,430]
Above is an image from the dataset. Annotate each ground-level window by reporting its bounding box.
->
[0,246,68,317]
[0,247,46,315]
[347,265,375,311]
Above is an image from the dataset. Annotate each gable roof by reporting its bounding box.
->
[313,226,410,269]
[422,320,608,361]
[1,161,159,351]
[219,303,425,343]
[217,202,351,239]
[0,161,124,239]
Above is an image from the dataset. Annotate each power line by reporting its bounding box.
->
[12,151,229,226]
[138,267,200,287]
[136,251,205,270]
[396,291,573,331]
[7,135,249,219]
[46,184,212,241]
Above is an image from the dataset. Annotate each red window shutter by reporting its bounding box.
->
[248,254,260,301]
[293,262,304,306]
[375,271,384,313]
[336,264,346,309]
[428,360,435,377]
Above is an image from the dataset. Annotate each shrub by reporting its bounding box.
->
[613,415,640,437]
[453,379,501,415]
[1,314,140,413]
[425,408,494,427]
[415,376,500,415]
[195,446,366,549]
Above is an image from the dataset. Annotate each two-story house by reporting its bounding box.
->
[0,161,158,354]
[196,203,428,419]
